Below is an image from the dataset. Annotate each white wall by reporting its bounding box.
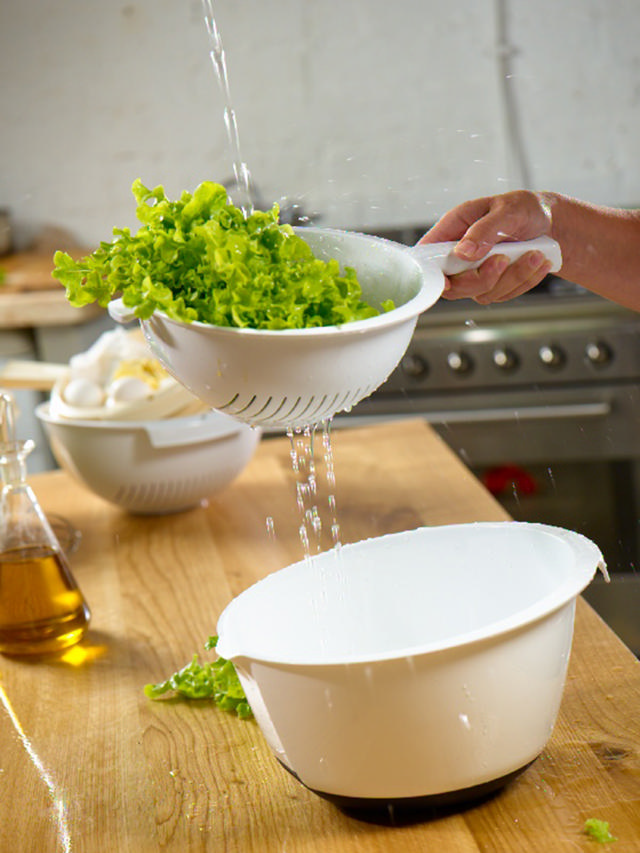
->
[1,0,639,249]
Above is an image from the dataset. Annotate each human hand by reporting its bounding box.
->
[419,190,555,303]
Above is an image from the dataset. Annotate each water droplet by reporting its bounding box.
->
[284,418,343,559]
[458,713,471,730]
[546,466,556,489]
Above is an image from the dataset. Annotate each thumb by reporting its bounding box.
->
[454,191,549,260]
[419,197,495,249]
[454,214,517,261]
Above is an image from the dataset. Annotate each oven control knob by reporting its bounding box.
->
[492,347,519,371]
[585,340,613,365]
[538,344,566,369]
[447,350,473,374]
[400,353,428,378]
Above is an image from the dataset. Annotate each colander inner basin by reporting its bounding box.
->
[296,227,428,313]
[217,523,600,665]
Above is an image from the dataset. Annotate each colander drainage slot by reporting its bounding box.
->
[232,395,259,416]
[218,393,240,411]
[250,396,275,419]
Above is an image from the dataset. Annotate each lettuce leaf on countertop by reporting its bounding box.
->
[144,635,252,719]
[583,818,617,844]
[53,179,393,329]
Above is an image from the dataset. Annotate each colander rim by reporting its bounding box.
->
[142,227,444,338]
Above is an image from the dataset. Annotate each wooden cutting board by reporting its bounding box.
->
[0,289,104,328]
[0,226,89,293]
[0,230,103,328]
[0,251,63,292]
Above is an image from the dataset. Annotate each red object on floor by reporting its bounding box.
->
[483,464,538,497]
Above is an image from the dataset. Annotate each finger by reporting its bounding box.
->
[489,259,553,303]
[440,254,511,301]
[441,251,550,304]
[474,253,552,304]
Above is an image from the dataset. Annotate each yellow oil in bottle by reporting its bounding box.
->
[0,392,91,656]
[0,543,90,656]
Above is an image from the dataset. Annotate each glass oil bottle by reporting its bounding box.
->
[0,391,90,656]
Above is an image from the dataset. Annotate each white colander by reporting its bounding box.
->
[108,227,561,430]
[36,403,260,515]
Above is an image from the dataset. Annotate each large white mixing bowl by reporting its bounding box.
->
[216,522,604,817]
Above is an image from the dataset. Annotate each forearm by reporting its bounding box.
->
[541,192,640,310]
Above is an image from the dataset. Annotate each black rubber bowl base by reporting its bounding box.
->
[278,759,534,825]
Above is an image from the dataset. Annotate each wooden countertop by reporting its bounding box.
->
[1,420,638,851]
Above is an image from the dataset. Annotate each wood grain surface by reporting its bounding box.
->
[0,240,102,328]
[0,289,104,329]
[0,420,638,852]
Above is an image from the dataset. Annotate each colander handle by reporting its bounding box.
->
[108,298,138,324]
[411,236,562,277]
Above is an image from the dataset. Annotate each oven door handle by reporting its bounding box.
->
[426,401,611,424]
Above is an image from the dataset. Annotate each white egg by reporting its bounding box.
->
[63,378,105,408]
[106,376,153,406]
[158,375,178,392]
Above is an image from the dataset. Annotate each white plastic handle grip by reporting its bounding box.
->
[411,236,562,277]
[108,298,137,324]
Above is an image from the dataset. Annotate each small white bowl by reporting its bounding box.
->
[216,522,605,818]
[36,403,260,515]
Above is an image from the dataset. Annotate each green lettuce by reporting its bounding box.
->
[583,818,617,844]
[53,180,392,329]
[144,635,252,719]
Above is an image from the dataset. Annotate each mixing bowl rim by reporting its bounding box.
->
[216,521,604,666]
[35,401,246,434]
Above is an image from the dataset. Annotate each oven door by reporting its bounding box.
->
[340,384,638,463]
[337,382,640,574]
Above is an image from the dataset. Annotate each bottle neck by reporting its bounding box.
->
[0,439,52,553]
[0,440,33,489]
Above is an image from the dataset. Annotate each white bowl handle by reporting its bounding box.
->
[143,413,244,448]
[108,298,138,324]
[410,236,562,277]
